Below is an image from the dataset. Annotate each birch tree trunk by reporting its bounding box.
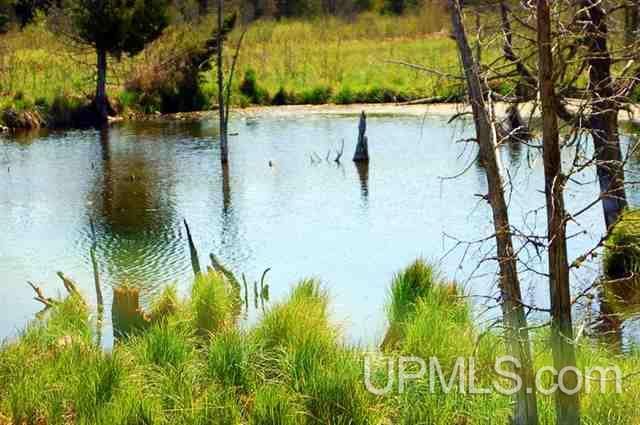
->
[448,1,538,423]
[217,0,228,164]
[536,1,581,424]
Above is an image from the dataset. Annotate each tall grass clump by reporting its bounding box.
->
[250,384,304,425]
[131,323,194,369]
[191,270,238,336]
[253,280,384,424]
[254,279,333,352]
[383,259,452,349]
[387,258,438,325]
[399,281,473,361]
[382,261,511,424]
[207,328,257,393]
[0,295,129,424]
[297,349,382,425]
[531,330,640,424]
[253,279,336,385]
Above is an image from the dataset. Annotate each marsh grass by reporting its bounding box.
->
[1,260,639,424]
[191,270,238,336]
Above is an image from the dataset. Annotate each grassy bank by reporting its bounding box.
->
[0,10,486,127]
[1,260,638,424]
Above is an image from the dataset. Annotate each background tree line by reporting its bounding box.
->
[0,0,454,32]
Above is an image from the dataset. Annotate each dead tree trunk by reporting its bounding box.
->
[537,1,581,424]
[448,1,538,424]
[95,48,109,125]
[353,111,369,162]
[217,0,228,164]
[625,0,639,45]
[112,286,149,339]
[582,0,628,229]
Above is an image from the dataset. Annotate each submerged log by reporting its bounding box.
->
[352,111,369,163]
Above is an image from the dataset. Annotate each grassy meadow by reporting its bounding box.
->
[1,259,639,424]
[0,9,478,123]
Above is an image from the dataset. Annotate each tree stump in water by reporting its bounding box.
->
[112,286,150,339]
[352,111,369,163]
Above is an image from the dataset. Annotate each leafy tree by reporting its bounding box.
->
[12,0,59,26]
[381,0,418,15]
[0,0,12,32]
[64,0,170,123]
[0,12,8,32]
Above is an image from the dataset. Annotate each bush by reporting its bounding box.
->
[602,209,640,315]
[604,209,640,280]
[118,89,141,112]
[0,13,9,33]
[299,86,332,104]
[123,21,220,113]
[47,94,89,127]
[272,87,294,106]
[334,86,355,104]
[240,69,270,105]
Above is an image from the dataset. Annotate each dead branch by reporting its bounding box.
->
[184,219,201,276]
[27,281,56,308]
[57,272,81,298]
[334,139,344,164]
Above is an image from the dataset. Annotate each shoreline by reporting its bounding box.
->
[4,101,640,131]
[120,102,471,124]
[131,101,640,123]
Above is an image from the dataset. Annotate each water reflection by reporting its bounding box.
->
[89,126,184,294]
[595,292,624,351]
[355,161,369,205]
[505,138,524,168]
[222,161,231,215]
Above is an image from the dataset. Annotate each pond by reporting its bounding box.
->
[1,110,639,348]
